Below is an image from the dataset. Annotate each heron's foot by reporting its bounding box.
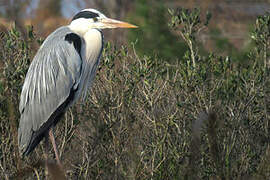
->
[46,161,66,180]
[55,155,62,167]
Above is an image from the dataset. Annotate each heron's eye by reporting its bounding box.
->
[93,17,98,22]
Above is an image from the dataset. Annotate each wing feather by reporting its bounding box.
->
[18,27,82,154]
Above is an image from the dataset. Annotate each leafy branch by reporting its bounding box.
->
[168,8,211,68]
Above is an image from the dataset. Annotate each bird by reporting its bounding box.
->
[18,8,137,165]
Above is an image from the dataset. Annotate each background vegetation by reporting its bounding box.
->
[1,1,270,179]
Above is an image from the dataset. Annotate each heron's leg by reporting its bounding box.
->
[44,132,49,179]
[49,128,61,165]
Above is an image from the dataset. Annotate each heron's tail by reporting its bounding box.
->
[18,113,45,156]
[18,114,33,156]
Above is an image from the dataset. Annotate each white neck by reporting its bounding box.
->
[69,19,93,36]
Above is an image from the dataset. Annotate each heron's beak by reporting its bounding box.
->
[101,18,138,28]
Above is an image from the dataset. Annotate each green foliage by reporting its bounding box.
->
[168,7,211,68]
[1,7,270,180]
[209,28,233,52]
[251,12,270,68]
[128,0,188,62]
[208,28,250,63]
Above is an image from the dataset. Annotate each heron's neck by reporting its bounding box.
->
[68,22,86,36]
[69,19,98,37]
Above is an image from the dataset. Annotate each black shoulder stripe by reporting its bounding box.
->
[65,33,82,58]
[72,11,99,21]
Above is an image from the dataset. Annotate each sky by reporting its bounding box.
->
[61,0,85,18]
[25,0,85,18]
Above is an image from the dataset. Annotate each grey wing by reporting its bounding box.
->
[18,34,82,155]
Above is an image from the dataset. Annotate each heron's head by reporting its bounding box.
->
[69,9,137,34]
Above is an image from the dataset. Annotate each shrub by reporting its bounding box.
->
[1,8,270,179]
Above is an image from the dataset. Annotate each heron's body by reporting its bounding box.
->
[18,8,137,162]
[18,26,103,155]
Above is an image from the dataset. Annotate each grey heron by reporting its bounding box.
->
[18,8,137,165]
